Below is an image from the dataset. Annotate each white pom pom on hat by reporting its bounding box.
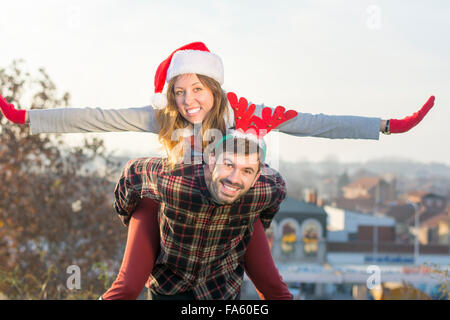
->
[151,92,168,110]
[151,42,224,110]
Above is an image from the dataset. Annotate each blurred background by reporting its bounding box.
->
[0,0,448,300]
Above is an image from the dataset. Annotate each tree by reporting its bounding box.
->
[337,171,350,197]
[0,60,127,299]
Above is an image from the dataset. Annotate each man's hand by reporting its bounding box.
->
[389,96,435,133]
[0,93,27,124]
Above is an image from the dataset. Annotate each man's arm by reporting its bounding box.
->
[114,157,163,226]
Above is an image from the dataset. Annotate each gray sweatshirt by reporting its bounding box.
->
[28,104,381,140]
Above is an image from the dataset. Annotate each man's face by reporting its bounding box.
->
[207,151,261,205]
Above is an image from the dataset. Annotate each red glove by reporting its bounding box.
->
[0,93,26,124]
[389,96,435,133]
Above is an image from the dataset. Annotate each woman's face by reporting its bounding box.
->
[173,73,215,124]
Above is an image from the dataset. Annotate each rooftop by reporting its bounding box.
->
[279,197,327,215]
[343,177,382,191]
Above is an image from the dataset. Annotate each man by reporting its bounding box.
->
[114,136,289,300]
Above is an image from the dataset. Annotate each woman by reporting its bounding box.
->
[0,42,435,300]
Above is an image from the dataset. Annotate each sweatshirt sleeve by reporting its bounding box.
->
[251,103,381,140]
[28,106,159,134]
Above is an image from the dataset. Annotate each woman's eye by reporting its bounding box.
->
[175,91,183,96]
[194,87,202,92]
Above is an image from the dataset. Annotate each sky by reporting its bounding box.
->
[1,0,449,166]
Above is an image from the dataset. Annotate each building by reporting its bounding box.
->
[419,206,450,246]
[242,197,328,299]
[242,196,450,300]
[324,206,396,243]
[267,196,328,264]
[334,176,396,213]
[324,203,449,300]
[386,191,449,245]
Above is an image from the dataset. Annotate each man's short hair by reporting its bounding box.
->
[213,135,265,170]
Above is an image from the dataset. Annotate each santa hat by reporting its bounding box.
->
[151,42,224,109]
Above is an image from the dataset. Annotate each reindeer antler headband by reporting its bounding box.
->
[214,92,298,161]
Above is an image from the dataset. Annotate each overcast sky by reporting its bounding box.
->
[1,0,449,165]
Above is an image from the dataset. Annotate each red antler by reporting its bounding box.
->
[227,92,257,132]
[227,92,298,138]
[252,106,298,137]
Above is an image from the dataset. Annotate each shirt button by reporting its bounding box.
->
[177,216,185,222]
[241,218,249,225]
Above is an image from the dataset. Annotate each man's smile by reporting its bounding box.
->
[219,181,242,196]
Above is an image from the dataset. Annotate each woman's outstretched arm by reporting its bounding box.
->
[1,93,159,134]
[250,95,435,140]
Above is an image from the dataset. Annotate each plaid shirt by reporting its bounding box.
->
[114,157,286,300]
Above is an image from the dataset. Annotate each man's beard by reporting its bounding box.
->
[210,178,245,204]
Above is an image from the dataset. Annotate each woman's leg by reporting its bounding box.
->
[101,198,160,300]
[244,219,292,300]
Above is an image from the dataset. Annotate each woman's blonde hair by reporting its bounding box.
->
[156,74,229,166]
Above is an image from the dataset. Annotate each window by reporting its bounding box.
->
[302,222,319,257]
[281,221,298,257]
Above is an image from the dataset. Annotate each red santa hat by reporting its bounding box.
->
[151,42,224,109]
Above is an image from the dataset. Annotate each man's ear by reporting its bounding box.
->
[208,153,216,174]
